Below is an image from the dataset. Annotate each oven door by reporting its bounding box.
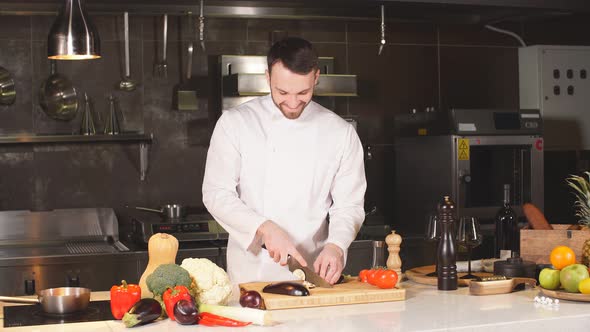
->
[454,135,544,222]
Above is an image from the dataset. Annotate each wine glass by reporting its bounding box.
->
[425,213,441,277]
[456,216,483,279]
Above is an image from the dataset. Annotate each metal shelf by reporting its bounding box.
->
[0,133,154,181]
[0,133,153,145]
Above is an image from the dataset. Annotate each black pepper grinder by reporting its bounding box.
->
[437,195,458,290]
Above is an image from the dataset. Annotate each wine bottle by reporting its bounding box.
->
[495,184,518,258]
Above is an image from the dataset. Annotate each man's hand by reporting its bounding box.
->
[257,220,307,267]
[313,243,344,285]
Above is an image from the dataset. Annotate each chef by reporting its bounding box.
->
[202,37,366,285]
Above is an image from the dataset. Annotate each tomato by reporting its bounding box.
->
[374,270,398,289]
[359,269,370,283]
[367,268,383,285]
[550,245,576,270]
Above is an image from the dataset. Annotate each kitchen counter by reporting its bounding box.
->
[2,281,590,331]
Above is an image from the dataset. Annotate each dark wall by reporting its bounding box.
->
[0,12,589,226]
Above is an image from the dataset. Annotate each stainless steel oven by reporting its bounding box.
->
[394,108,543,267]
[455,134,543,221]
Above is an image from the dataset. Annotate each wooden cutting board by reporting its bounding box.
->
[405,265,493,287]
[239,280,405,310]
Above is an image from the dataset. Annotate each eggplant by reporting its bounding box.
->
[239,290,265,309]
[262,281,310,296]
[174,299,198,325]
[122,298,162,328]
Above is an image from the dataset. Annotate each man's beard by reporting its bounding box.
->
[271,97,311,120]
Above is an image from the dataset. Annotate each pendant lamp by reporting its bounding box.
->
[48,0,101,60]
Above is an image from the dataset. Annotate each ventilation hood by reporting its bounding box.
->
[221,55,357,97]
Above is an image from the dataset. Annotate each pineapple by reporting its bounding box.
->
[566,172,590,265]
[566,171,590,228]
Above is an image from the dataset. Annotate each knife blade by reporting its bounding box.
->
[288,256,333,288]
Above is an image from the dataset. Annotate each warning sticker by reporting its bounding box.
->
[458,138,469,160]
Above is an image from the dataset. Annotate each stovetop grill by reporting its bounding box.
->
[0,208,129,260]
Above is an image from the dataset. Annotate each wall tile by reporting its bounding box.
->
[0,16,30,40]
[141,16,248,43]
[0,147,34,210]
[347,21,436,45]
[31,144,150,210]
[143,146,207,207]
[247,19,346,43]
[439,46,518,111]
[348,44,438,144]
[0,40,33,134]
[439,22,522,46]
[523,14,590,46]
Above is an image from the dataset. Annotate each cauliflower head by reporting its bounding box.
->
[180,258,232,305]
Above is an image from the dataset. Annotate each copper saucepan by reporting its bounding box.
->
[0,287,91,314]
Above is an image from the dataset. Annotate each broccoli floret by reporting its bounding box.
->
[146,263,193,297]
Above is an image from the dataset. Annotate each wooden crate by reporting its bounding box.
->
[520,224,590,264]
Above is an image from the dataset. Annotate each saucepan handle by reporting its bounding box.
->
[133,206,163,214]
[0,296,39,304]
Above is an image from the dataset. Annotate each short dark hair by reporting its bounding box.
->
[267,37,318,75]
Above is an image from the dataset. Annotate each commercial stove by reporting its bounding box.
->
[3,301,113,328]
[0,208,139,298]
[128,210,228,246]
[0,208,129,259]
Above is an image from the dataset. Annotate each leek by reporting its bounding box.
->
[198,303,272,326]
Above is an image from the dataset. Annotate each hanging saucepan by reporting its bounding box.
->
[0,287,91,314]
[39,60,79,121]
[133,204,188,219]
[0,66,16,105]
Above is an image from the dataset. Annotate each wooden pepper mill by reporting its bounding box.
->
[386,230,402,286]
[437,195,458,290]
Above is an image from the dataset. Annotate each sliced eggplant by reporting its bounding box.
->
[292,269,317,289]
[292,268,306,281]
[122,298,162,328]
[262,281,310,296]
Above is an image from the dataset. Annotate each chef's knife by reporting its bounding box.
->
[287,256,333,288]
[261,244,333,288]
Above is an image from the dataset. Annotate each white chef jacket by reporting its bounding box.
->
[202,94,366,285]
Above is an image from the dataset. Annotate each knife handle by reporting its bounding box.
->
[262,244,294,262]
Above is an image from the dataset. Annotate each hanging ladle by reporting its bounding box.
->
[378,5,386,56]
[118,11,136,91]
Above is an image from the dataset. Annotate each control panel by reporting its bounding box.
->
[451,109,542,136]
[519,45,590,149]
[152,222,209,234]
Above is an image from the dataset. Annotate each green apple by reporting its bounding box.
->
[560,264,590,292]
[539,268,561,290]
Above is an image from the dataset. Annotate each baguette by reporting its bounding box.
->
[522,203,553,230]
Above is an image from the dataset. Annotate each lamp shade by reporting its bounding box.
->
[48,0,101,60]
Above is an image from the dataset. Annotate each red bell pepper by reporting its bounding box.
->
[198,312,252,327]
[110,280,141,320]
[163,285,192,320]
